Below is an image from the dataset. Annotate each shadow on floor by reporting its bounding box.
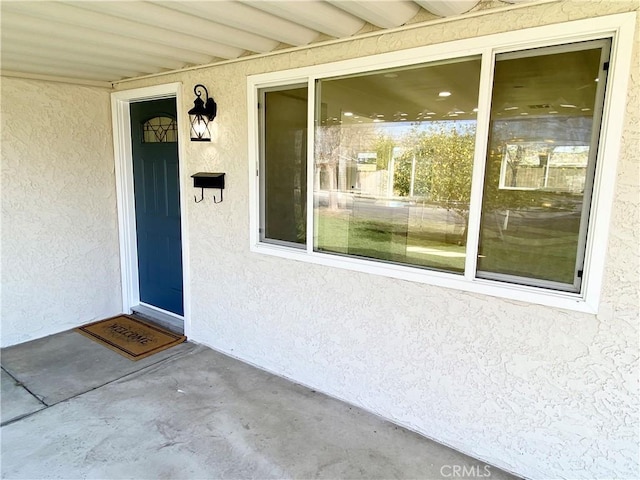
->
[1,330,520,479]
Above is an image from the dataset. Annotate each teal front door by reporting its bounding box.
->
[130,98,184,316]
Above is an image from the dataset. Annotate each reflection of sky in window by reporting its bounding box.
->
[491,116,593,144]
[343,119,477,139]
[554,146,589,154]
[551,146,589,167]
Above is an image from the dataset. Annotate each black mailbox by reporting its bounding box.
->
[192,172,225,203]
[192,172,225,189]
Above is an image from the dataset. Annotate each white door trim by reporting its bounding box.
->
[110,82,191,337]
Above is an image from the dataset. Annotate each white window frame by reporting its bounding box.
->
[247,13,635,313]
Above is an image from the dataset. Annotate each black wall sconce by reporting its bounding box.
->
[192,172,225,203]
[188,84,217,142]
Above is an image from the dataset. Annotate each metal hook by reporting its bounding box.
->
[194,187,205,203]
[212,190,224,204]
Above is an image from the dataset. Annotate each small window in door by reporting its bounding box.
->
[142,116,177,143]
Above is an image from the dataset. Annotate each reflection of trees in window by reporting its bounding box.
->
[314,121,477,247]
[315,125,342,194]
[393,124,475,242]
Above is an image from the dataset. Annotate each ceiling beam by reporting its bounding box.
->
[413,0,480,17]
[242,1,366,38]
[328,1,421,29]
[1,11,215,67]
[157,1,320,47]
[0,71,112,88]
[0,62,129,82]
[3,2,243,59]
[1,46,158,76]
[1,53,146,79]
[68,1,279,53]
[2,26,185,72]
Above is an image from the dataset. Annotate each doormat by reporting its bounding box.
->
[76,315,186,361]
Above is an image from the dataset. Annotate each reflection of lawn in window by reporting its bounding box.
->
[314,206,580,284]
[315,208,466,272]
[478,215,580,285]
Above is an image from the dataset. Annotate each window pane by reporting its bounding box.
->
[143,116,177,143]
[478,41,610,290]
[314,58,481,272]
[260,86,308,246]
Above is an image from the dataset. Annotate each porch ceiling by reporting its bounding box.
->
[0,0,529,86]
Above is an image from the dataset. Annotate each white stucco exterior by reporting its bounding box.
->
[0,0,637,478]
[111,2,639,478]
[1,78,122,347]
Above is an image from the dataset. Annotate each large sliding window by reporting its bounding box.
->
[251,14,634,311]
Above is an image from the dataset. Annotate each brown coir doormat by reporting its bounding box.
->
[76,315,186,361]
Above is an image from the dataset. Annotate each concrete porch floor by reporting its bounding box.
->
[1,330,519,479]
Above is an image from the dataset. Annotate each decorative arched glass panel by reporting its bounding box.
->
[142,116,177,143]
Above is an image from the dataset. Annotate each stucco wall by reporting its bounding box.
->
[114,1,639,478]
[1,78,122,347]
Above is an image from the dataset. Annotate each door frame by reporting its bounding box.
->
[111,83,191,335]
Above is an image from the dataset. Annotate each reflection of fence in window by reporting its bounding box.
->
[357,169,388,197]
[546,167,586,192]
[500,142,588,192]
[503,165,544,189]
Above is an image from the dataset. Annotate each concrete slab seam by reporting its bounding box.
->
[1,366,48,427]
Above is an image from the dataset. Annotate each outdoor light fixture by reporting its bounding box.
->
[188,84,217,142]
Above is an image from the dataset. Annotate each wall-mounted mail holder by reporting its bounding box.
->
[192,172,225,204]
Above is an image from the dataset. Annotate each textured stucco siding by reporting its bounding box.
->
[118,1,639,478]
[1,78,122,347]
